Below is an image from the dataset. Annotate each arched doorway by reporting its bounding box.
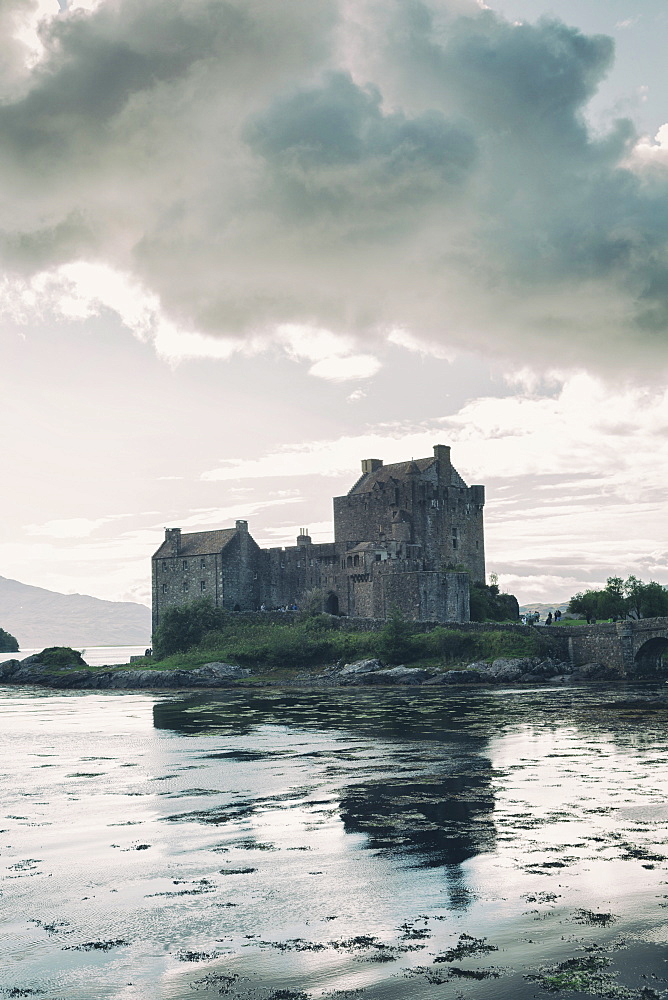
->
[324,592,339,615]
[633,636,668,677]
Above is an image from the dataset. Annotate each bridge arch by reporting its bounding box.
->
[633,636,668,677]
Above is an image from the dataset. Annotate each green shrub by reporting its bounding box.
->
[153,599,231,658]
[376,608,414,665]
[409,628,482,664]
[469,583,520,622]
[37,646,87,668]
[478,631,544,660]
[301,613,338,634]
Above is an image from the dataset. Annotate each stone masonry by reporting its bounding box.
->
[151,444,486,633]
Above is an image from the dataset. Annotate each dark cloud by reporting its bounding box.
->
[0,0,667,367]
[245,72,477,223]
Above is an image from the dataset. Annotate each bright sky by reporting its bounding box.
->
[1,0,667,608]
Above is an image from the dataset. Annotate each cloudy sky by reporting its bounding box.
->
[1,0,667,609]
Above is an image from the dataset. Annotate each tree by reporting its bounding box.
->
[625,578,668,619]
[569,576,668,621]
[153,599,230,658]
[297,588,324,618]
[0,627,19,653]
[377,607,414,665]
[469,582,519,622]
[568,590,602,622]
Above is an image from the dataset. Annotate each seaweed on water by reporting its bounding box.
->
[190,971,241,994]
[434,933,498,963]
[526,948,635,997]
[523,892,561,903]
[403,966,450,985]
[398,920,431,940]
[232,840,277,851]
[448,967,500,980]
[2,990,46,998]
[265,992,310,1000]
[29,918,70,934]
[64,939,128,951]
[329,935,387,951]
[176,950,220,962]
[259,938,327,952]
[573,909,618,926]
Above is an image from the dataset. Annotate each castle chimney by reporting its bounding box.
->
[165,527,181,554]
[235,519,248,533]
[297,527,311,547]
[361,458,383,475]
[433,444,451,479]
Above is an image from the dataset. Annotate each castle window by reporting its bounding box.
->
[353,555,359,566]
[200,580,206,592]
[296,561,301,568]
[347,556,352,567]
[183,560,188,570]
[431,499,439,509]
[476,541,479,549]
[163,561,168,571]
[183,581,189,591]
[452,527,458,550]
[162,583,167,593]
[375,554,381,562]
[201,558,206,568]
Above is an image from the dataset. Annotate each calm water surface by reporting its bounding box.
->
[1,685,668,999]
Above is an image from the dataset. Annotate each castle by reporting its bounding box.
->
[151,444,485,633]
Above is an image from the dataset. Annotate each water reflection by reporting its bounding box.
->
[4,686,668,1000]
[152,689,504,744]
[154,691,498,908]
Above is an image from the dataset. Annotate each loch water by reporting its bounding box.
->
[2,685,668,999]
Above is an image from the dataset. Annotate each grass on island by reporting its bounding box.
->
[138,612,550,678]
[25,611,551,680]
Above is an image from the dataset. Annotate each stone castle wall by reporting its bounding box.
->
[152,445,488,630]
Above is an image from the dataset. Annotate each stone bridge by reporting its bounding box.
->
[543,617,668,676]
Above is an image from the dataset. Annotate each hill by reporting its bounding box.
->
[519,601,571,616]
[0,575,151,648]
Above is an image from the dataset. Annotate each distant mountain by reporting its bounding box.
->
[519,601,571,615]
[0,575,151,649]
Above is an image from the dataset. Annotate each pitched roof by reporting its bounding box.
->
[154,528,237,559]
[348,456,468,495]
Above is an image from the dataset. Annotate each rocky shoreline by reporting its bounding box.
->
[0,653,618,690]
